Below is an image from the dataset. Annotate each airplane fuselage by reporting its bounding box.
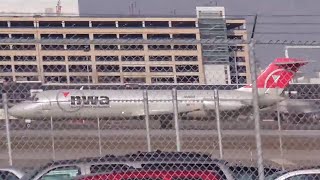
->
[8,89,284,120]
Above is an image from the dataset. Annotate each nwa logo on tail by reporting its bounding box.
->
[70,96,110,107]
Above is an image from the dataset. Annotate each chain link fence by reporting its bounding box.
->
[1,37,320,180]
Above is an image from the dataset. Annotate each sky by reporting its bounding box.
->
[78,0,320,16]
[0,0,79,14]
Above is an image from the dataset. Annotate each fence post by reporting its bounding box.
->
[172,88,181,152]
[276,100,285,171]
[143,90,152,152]
[249,40,265,180]
[214,89,223,159]
[3,93,13,166]
[97,118,102,156]
[50,116,56,160]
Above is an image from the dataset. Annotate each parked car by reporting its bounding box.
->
[20,150,235,180]
[228,165,280,180]
[74,170,223,180]
[0,167,26,180]
[265,167,320,180]
[74,164,282,180]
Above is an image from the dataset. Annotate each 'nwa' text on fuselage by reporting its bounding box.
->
[70,96,110,107]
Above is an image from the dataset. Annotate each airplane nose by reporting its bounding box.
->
[8,102,36,118]
[8,102,42,119]
[8,105,23,118]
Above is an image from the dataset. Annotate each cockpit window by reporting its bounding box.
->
[30,94,39,101]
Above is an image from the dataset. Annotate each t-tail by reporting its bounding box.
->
[238,58,308,95]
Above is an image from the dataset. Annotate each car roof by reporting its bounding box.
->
[276,166,320,174]
[265,167,320,179]
[35,150,223,166]
[271,169,320,180]
[22,150,227,180]
[0,167,26,178]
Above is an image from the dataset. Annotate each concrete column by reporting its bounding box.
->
[91,55,98,84]
[143,33,147,39]
[34,21,38,28]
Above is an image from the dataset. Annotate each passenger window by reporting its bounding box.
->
[40,166,81,180]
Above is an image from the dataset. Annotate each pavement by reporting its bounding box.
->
[0,124,320,170]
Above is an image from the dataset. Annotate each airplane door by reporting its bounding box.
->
[41,96,52,111]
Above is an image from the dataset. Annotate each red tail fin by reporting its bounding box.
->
[243,58,307,91]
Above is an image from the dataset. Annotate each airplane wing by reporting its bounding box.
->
[259,106,276,112]
[130,109,171,117]
[239,99,252,106]
[130,103,203,117]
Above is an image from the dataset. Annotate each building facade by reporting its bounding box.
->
[0,7,249,85]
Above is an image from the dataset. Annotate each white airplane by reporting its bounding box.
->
[8,58,307,128]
